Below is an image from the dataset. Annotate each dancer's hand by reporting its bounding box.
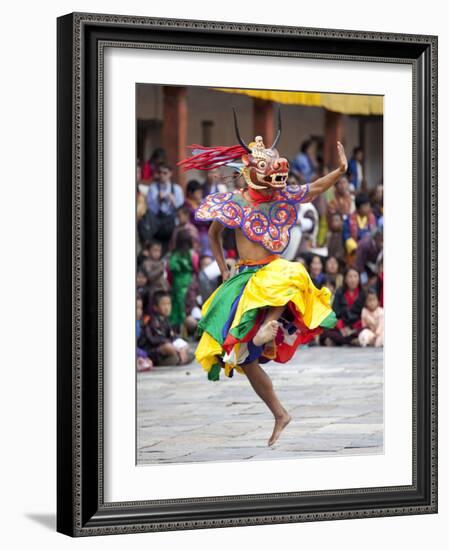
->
[306,141,348,201]
[337,141,348,174]
[221,269,231,282]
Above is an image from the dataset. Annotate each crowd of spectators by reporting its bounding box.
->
[135,139,384,372]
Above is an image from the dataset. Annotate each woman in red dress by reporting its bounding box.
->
[321,266,366,346]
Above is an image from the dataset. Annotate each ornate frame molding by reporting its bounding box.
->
[57,12,437,536]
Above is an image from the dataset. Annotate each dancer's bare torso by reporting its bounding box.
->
[235,188,283,261]
[234,227,273,261]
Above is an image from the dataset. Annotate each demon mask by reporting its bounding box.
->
[233,109,289,190]
[177,107,289,191]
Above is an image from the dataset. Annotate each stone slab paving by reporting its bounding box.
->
[137,347,383,465]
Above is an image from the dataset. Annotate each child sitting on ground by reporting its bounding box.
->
[136,296,154,372]
[136,268,151,314]
[138,290,194,366]
[358,288,384,347]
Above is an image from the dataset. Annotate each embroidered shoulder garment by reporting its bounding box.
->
[194,183,310,253]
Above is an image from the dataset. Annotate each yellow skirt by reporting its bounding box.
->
[195,258,336,381]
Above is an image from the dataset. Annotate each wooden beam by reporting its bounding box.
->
[323,109,344,170]
[162,86,187,188]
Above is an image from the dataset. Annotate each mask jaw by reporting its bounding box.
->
[241,165,269,190]
[242,163,289,190]
[262,172,289,188]
[247,179,270,191]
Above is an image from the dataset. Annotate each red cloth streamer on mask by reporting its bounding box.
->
[177,144,247,171]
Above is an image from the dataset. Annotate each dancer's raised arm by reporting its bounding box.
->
[306,141,348,201]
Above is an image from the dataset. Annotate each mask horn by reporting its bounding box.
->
[233,108,251,153]
[270,106,282,150]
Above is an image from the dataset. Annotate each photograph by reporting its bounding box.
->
[135,84,385,465]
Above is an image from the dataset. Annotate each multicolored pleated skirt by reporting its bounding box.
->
[195,256,337,381]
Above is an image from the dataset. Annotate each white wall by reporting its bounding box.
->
[0,1,445,549]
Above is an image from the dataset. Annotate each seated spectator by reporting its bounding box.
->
[184,179,211,255]
[355,227,383,286]
[358,288,384,347]
[326,212,345,262]
[167,230,199,333]
[136,297,154,372]
[320,267,366,346]
[169,205,200,252]
[138,238,161,266]
[138,290,193,366]
[139,240,170,309]
[327,176,353,218]
[376,254,384,307]
[136,268,151,314]
[308,255,326,289]
[146,162,184,250]
[324,255,344,290]
[343,192,377,253]
[370,183,384,222]
[184,179,204,216]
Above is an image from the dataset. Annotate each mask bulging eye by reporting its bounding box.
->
[257,160,267,170]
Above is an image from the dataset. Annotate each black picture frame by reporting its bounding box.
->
[57,12,438,537]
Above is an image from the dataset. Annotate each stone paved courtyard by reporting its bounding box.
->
[137,347,383,465]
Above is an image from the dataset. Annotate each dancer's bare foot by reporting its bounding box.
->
[253,320,280,347]
[268,412,292,446]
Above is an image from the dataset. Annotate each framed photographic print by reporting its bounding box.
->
[57,12,438,536]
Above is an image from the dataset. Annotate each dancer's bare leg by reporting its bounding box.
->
[243,360,292,446]
[253,306,285,347]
